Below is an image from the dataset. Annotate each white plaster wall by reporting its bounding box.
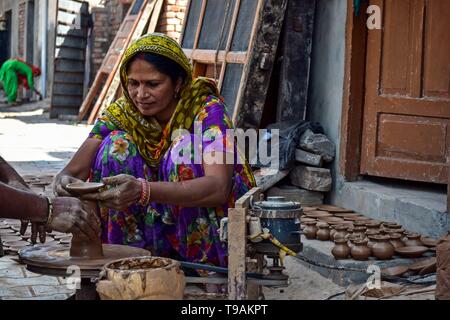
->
[307,0,347,202]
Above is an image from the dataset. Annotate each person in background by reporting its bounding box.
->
[0,58,42,106]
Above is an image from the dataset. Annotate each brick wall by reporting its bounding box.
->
[90,0,124,82]
[156,0,187,43]
[18,2,26,57]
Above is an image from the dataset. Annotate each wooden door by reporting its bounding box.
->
[361,0,450,183]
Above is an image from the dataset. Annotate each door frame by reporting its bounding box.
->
[339,0,369,182]
[340,0,450,212]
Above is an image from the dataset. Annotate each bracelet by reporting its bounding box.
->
[45,197,54,226]
[137,178,151,206]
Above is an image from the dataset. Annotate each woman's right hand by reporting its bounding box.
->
[53,174,84,196]
[48,197,101,241]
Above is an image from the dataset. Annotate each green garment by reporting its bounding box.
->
[0,59,34,103]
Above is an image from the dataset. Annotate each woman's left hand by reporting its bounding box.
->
[81,174,141,210]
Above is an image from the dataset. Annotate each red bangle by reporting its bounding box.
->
[138,178,150,206]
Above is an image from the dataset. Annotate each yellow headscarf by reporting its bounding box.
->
[102,33,219,167]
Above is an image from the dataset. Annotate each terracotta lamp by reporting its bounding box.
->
[65,182,105,258]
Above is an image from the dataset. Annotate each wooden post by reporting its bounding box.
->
[277,0,316,122]
[227,207,247,300]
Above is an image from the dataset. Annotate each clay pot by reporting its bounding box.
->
[316,222,331,241]
[403,233,423,247]
[333,225,349,241]
[97,256,186,300]
[303,221,317,240]
[332,238,351,260]
[389,233,405,249]
[70,200,103,258]
[382,222,402,229]
[350,239,371,261]
[352,226,367,239]
[329,225,337,239]
[365,221,381,232]
[366,230,380,249]
[371,235,395,260]
[353,220,367,227]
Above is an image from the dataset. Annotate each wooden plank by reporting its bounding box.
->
[253,168,290,192]
[234,0,287,128]
[235,187,262,209]
[54,59,85,73]
[55,47,85,61]
[52,83,84,96]
[192,0,207,51]
[218,0,241,90]
[58,0,87,13]
[55,36,87,49]
[57,24,87,38]
[227,207,247,300]
[184,49,247,64]
[54,72,85,84]
[277,0,316,122]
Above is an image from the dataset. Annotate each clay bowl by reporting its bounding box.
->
[303,207,318,212]
[318,216,345,225]
[395,246,429,259]
[3,240,30,248]
[316,205,354,213]
[343,215,371,222]
[305,211,333,218]
[420,236,438,247]
[0,229,16,236]
[60,238,72,245]
[1,235,22,242]
[419,261,437,275]
[334,213,359,218]
[66,182,105,196]
[381,265,409,277]
[408,257,436,273]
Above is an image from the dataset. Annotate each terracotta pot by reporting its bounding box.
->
[366,231,380,249]
[365,221,381,232]
[351,239,371,261]
[352,226,367,239]
[316,223,330,241]
[97,256,185,300]
[333,225,349,241]
[329,225,337,239]
[389,233,405,249]
[303,221,317,240]
[332,238,350,260]
[404,233,423,247]
[382,222,402,229]
[353,220,367,227]
[371,235,395,260]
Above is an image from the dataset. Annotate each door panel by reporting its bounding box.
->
[361,0,450,183]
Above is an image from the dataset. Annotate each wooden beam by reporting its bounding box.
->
[183,49,247,64]
[234,0,288,129]
[276,0,316,122]
[235,187,262,209]
[227,207,247,300]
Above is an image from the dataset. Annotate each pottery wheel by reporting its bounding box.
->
[19,244,151,278]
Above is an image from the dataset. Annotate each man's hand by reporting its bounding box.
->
[81,174,141,211]
[48,197,101,242]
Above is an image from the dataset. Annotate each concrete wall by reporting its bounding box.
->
[307,0,347,202]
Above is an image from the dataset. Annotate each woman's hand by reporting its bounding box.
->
[48,197,101,242]
[81,174,141,211]
[53,174,84,196]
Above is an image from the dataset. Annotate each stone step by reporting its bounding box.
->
[336,181,450,238]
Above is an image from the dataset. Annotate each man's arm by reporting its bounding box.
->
[0,182,47,221]
[0,155,29,189]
